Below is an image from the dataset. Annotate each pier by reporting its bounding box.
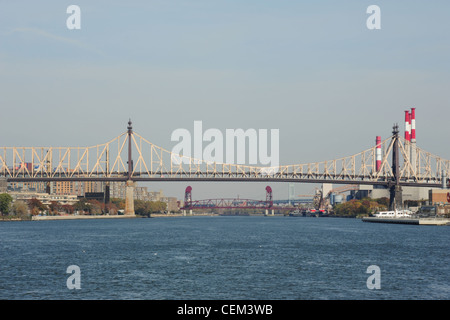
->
[362,217,450,226]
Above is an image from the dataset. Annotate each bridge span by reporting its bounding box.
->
[1,120,449,214]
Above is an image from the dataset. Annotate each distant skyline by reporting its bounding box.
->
[1,1,449,199]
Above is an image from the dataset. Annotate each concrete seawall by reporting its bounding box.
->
[362,217,450,226]
[32,215,137,221]
[30,213,216,220]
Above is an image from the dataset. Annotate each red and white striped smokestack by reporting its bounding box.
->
[404,110,411,142]
[376,136,382,172]
[408,111,412,141]
[410,107,416,143]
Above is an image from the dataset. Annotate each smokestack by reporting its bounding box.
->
[410,107,417,175]
[376,136,382,172]
[404,110,411,142]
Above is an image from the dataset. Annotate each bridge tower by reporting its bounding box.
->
[104,148,110,205]
[389,124,403,211]
[183,186,193,215]
[184,186,192,206]
[265,186,273,208]
[124,119,135,216]
[265,186,274,216]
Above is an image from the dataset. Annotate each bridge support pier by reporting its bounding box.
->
[124,180,135,215]
[389,124,403,211]
[104,182,110,205]
[442,170,448,189]
[389,185,403,211]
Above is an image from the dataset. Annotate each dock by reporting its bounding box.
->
[362,217,450,226]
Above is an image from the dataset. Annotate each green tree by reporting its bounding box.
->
[74,198,92,214]
[0,193,14,215]
[134,200,167,217]
[150,201,167,213]
[134,200,151,216]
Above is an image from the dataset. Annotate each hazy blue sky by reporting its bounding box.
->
[1,1,449,199]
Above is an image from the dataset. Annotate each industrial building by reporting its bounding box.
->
[325,184,449,216]
[338,107,449,208]
[429,189,450,205]
[352,185,425,201]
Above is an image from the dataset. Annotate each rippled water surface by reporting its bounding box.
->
[0,216,448,299]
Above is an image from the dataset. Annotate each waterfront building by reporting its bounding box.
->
[110,182,181,212]
[8,191,78,206]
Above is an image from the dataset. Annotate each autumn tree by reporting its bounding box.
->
[105,202,119,215]
[61,204,74,214]
[28,198,47,215]
[110,198,125,210]
[334,198,388,217]
[87,200,105,214]
[48,201,64,215]
[74,198,91,214]
[11,200,29,217]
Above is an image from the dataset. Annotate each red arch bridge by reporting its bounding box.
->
[180,185,306,214]
[180,185,320,215]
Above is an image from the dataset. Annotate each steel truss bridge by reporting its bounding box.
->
[181,186,312,212]
[1,121,449,211]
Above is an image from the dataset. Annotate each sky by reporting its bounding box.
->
[1,1,449,200]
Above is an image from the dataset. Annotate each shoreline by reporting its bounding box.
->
[151,213,215,217]
[2,214,448,224]
[31,214,138,221]
[1,212,270,221]
[362,217,450,226]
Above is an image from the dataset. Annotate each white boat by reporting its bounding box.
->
[373,209,413,218]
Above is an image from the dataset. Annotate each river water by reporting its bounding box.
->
[0,216,448,300]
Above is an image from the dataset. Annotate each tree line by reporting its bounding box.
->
[333,197,389,217]
[0,193,167,218]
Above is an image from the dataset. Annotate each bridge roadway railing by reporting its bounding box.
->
[1,131,449,187]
